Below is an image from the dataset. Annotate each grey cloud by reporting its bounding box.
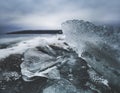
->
[0,24,23,34]
[0,0,120,32]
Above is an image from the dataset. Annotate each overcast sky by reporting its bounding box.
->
[0,0,120,33]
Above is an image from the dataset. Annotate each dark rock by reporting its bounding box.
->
[0,54,22,72]
[0,78,47,93]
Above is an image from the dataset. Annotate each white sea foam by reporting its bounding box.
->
[0,35,65,59]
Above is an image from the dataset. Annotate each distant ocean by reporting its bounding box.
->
[0,34,57,39]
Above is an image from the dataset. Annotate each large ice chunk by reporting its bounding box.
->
[20,38,76,81]
[62,19,120,92]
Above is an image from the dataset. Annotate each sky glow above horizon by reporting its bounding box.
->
[0,0,120,33]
